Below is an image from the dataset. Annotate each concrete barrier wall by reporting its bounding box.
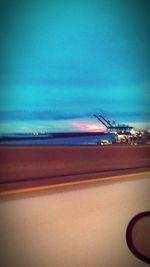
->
[0,145,150,183]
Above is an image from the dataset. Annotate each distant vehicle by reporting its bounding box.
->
[97,140,112,145]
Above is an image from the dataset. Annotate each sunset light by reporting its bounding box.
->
[72,123,106,132]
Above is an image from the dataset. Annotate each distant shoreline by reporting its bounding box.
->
[0,132,110,145]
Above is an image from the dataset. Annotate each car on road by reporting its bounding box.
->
[97,140,112,145]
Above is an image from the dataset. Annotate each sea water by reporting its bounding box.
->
[0,133,116,145]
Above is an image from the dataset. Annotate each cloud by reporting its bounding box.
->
[72,123,106,132]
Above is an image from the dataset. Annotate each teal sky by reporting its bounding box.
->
[0,0,150,132]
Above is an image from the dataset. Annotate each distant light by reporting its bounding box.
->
[131,129,136,134]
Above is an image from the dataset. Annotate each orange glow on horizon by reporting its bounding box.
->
[72,123,106,132]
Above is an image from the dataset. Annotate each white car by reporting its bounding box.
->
[97,140,112,145]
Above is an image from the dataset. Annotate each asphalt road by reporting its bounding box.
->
[0,172,149,267]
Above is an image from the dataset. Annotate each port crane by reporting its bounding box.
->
[93,114,134,134]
